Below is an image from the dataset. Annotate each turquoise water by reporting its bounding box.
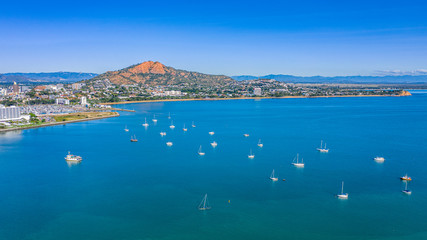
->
[1,92,427,240]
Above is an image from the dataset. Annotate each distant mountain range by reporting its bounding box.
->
[232,74,427,84]
[90,61,233,86]
[0,72,98,83]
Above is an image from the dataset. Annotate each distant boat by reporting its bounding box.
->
[65,151,82,162]
[243,133,249,137]
[374,156,385,162]
[124,125,129,132]
[170,121,175,129]
[292,154,304,167]
[142,117,149,127]
[209,131,215,135]
[160,132,166,136]
[192,121,196,128]
[198,145,205,156]
[257,139,263,148]
[152,114,158,123]
[402,181,412,195]
[336,181,348,199]
[316,140,329,153]
[270,169,278,181]
[198,194,211,210]
[211,141,218,148]
[166,142,173,146]
[400,174,412,181]
[168,112,171,119]
[248,149,255,159]
[183,124,188,131]
[130,135,138,142]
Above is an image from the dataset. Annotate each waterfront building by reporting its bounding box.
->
[56,98,70,105]
[0,106,21,121]
[254,87,262,96]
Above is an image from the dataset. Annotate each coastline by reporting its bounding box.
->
[0,112,120,133]
[100,93,411,105]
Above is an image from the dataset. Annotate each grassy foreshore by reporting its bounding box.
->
[101,91,412,105]
[0,111,119,133]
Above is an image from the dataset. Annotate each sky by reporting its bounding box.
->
[1,0,427,76]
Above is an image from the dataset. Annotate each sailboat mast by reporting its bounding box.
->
[341,181,344,194]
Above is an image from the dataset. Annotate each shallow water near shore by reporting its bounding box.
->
[0,92,426,240]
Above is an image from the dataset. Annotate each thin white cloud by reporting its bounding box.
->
[374,69,427,76]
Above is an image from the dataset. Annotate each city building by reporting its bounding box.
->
[253,87,262,96]
[12,82,20,94]
[81,96,87,105]
[56,98,70,105]
[72,83,81,90]
[0,106,21,121]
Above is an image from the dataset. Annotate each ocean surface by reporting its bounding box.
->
[1,92,427,240]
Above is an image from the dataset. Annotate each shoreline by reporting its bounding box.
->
[0,112,119,133]
[101,93,411,105]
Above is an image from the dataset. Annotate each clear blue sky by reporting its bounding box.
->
[1,0,426,76]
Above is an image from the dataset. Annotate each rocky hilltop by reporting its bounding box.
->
[91,61,234,86]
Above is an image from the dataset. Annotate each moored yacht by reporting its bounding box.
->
[292,154,304,167]
[336,181,349,199]
[243,133,249,137]
[270,169,278,181]
[402,181,412,195]
[142,117,149,127]
[65,152,82,162]
[152,114,158,123]
[248,149,255,159]
[198,145,205,156]
[183,124,188,131]
[130,135,138,142]
[316,140,329,153]
[124,125,129,132]
[170,121,175,129]
[198,194,211,210]
[374,156,385,162]
[192,121,196,128]
[160,132,166,136]
[209,131,215,135]
[257,139,263,148]
[166,141,173,146]
[211,141,218,148]
[400,174,412,181]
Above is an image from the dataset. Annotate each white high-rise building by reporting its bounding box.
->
[0,106,21,121]
[81,96,87,105]
[254,87,262,96]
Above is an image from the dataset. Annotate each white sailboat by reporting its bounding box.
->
[166,141,173,146]
[168,112,171,119]
[402,181,412,195]
[198,145,205,156]
[316,140,329,153]
[160,132,166,136]
[292,154,304,167]
[198,194,211,210]
[209,131,215,135]
[152,114,158,123]
[248,149,255,159]
[183,124,188,131]
[192,121,196,128]
[374,156,385,162]
[170,121,175,129]
[270,169,278,181]
[243,133,249,137]
[257,139,263,148]
[124,125,129,132]
[210,141,218,148]
[142,117,149,127]
[336,181,348,199]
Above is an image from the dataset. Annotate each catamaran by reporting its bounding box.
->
[211,141,218,148]
[209,131,215,135]
[316,140,329,153]
[170,121,175,129]
[336,181,348,199]
[142,117,149,127]
[124,125,129,132]
[270,169,278,181]
[374,156,385,162]
[183,124,188,131]
[292,154,304,167]
[65,152,82,162]
[166,142,173,146]
[400,174,412,181]
[152,114,158,123]
[198,194,211,210]
[243,133,249,137]
[248,149,255,159]
[198,145,205,156]
[257,139,263,148]
[130,135,138,142]
[402,181,412,195]
[160,132,166,136]
[192,121,196,128]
